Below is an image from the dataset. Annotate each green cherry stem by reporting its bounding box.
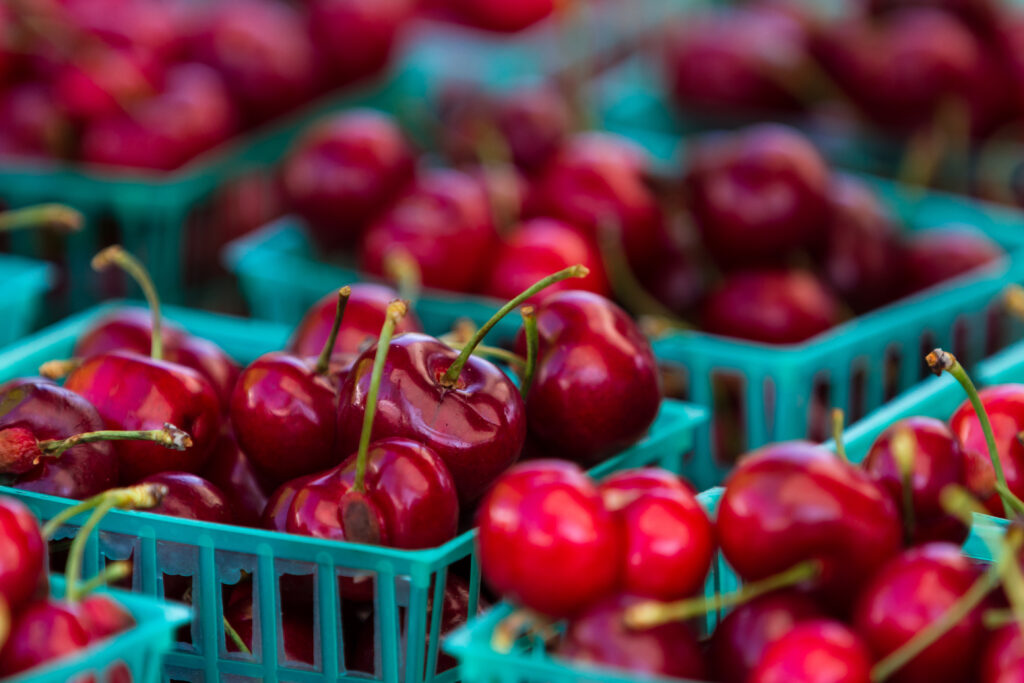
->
[224,616,251,655]
[75,561,132,599]
[997,527,1024,632]
[520,305,538,399]
[439,265,588,388]
[624,560,819,629]
[91,246,164,361]
[38,423,192,458]
[892,426,918,545]
[353,300,408,494]
[65,498,116,602]
[444,342,526,368]
[313,286,352,376]
[41,483,168,541]
[927,348,1017,519]
[0,204,84,233]
[831,408,849,463]
[383,249,422,304]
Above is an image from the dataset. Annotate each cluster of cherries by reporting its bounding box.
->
[0,236,663,665]
[476,348,1024,682]
[282,95,1004,346]
[0,0,413,170]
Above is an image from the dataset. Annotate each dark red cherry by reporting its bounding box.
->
[262,472,320,533]
[982,623,1024,682]
[494,86,572,172]
[0,497,46,612]
[901,227,1003,294]
[718,442,902,610]
[483,219,610,303]
[0,599,91,676]
[0,84,70,159]
[519,291,660,466]
[360,168,499,293]
[949,384,1024,516]
[637,244,708,317]
[853,542,985,683]
[701,269,842,344]
[750,620,873,683]
[710,590,824,683]
[685,125,831,266]
[477,461,620,617]
[336,333,525,503]
[863,416,969,544]
[281,109,416,250]
[137,471,234,524]
[445,0,553,32]
[200,432,273,527]
[0,380,119,499]
[307,0,413,87]
[224,579,314,664]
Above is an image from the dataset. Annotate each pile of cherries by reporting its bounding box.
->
[282,100,1004,345]
[476,348,1024,682]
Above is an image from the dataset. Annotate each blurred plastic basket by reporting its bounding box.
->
[0,301,707,683]
[0,252,55,346]
[10,576,190,683]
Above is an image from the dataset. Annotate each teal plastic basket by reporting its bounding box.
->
[5,576,190,683]
[0,301,707,683]
[0,252,55,346]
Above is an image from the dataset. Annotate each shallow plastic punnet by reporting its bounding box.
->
[7,576,190,683]
[0,252,54,346]
[0,301,707,683]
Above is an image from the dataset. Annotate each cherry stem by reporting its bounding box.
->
[869,534,1015,681]
[353,300,408,494]
[892,426,918,545]
[92,246,163,361]
[0,597,9,654]
[0,204,83,233]
[41,483,168,541]
[995,482,1024,517]
[927,348,1015,519]
[831,408,848,463]
[38,423,192,458]
[1005,285,1024,321]
[66,498,117,602]
[38,358,81,380]
[440,265,588,388]
[444,342,525,368]
[224,615,251,655]
[940,484,989,526]
[624,560,819,629]
[998,527,1024,633]
[314,286,352,376]
[984,608,1015,630]
[384,249,422,304]
[520,305,538,399]
[75,561,132,599]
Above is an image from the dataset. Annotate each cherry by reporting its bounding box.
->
[901,227,1003,294]
[200,432,272,527]
[866,0,1002,40]
[0,497,45,612]
[556,593,707,679]
[477,460,620,617]
[949,384,1024,516]
[76,593,135,640]
[717,441,902,610]
[262,472,320,533]
[0,84,69,159]
[53,46,159,123]
[0,599,91,677]
[483,219,609,303]
[636,244,708,317]
[306,0,412,87]
[863,416,969,544]
[138,471,234,524]
[528,132,664,271]
[750,620,874,683]
[0,380,119,499]
[822,175,903,312]
[360,168,498,293]
[709,590,824,683]
[663,4,809,114]
[518,290,660,466]
[701,269,842,344]
[981,623,1024,682]
[598,468,696,499]
[684,124,831,266]
[853,542,986,683]
[598,472,714,601]
[281,109,417,250]
[445,0,553,32]
[223,579,314,664]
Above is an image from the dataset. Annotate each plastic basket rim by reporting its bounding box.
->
[0,251,56,297]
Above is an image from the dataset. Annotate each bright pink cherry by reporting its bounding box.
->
[982,623,1024,682]
[750,620,873,683]
[0,498,46,612]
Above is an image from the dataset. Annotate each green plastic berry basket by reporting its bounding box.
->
[0,252,55,347]
[7,575,190,683]
[0,301,707,683]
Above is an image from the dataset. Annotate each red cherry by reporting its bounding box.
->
[718,442,902,610]
[262,472,320,533]
[0,599,91,676]
[307,0,412,87]
[224,579,314,664]
[0,84,70,158]
[281,109,416,250]
[981,623,1024,682]
[200,432,273,527]
[750,620,873,683]
[853,542,986,683]
[477,461,620,617]
[599,468,696,500]
[556,593,708,679]
[76,594,135,640]
[901,227,1003,294]
[53,47,159,123]
[0,497,46,612]
[494,86,572,172]
[701,269,842,344]
[445,0,553,32]
[138,471,235,524]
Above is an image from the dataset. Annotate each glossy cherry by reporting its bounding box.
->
[901,228,1003,294]
[519,290,660,466]
[200,432,272,527]
[981,623,1024,682]
[0,497,45,612]
[0,599,92,677]
[281,109,416,250]
[477,460,620,617]
[307,0,413,87]
[863,416,969,544]
[701,269,842,344]
[709,590,824,683]
[0,380,119,499]
[262,472,320,533]
[556,593,707,679]
[750,620,874,683]
[718,441,902,610]
[853,542,986,683]
[360,168,498,293]
[138,471,234,524]
[685,124,830,266]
